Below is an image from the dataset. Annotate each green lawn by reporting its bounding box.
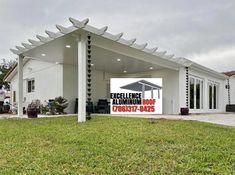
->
[0,116,234,174]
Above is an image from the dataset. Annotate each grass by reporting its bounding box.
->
[0,116,234,174]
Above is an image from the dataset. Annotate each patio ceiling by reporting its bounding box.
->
[20,32,165,74]
[91,46,165,74]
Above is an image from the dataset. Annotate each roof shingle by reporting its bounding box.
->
[223,71,235,77]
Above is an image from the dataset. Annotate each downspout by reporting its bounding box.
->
[185,67,189,108]
[227,79,230,105]
[87,34,92,118]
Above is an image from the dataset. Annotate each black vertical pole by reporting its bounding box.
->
[228,79,231,105]
[186,67,189,108]
[87,35,92,119]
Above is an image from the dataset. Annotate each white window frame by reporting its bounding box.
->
[189,76,204,110]
[27,78,35,93]
[208,82,219,110]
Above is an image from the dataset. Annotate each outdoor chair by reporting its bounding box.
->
[96,99,110,113]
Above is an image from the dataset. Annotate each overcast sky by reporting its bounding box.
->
[0,0,234,72]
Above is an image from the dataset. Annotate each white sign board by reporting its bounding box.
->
[110,78,162,114]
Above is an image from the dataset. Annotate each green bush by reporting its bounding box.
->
[40,105,49,114]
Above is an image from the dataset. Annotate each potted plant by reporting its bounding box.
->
[180,107,189,115]
[27,102,38,118]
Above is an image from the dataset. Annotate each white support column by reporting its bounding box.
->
[142,84,145,98]
[179,67,187,108]
[78,34,87,122]
[17,55,23,116]
[151,87,153,98]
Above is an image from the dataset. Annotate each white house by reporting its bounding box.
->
[5,17,231,122]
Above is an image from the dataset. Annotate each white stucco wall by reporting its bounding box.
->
[91,70,120,102]
[62,64,78,113]
[184,67,227,113]
[179,67,187,110]
[121,69,180,114]
[229,76,235,104]
[10,60,63,109]
[224,79,229,106]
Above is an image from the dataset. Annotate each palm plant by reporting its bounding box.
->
[54,96,68,114]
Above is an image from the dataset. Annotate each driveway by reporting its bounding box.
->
[156,113,235,127]
[0,114,17,119]
[99,113,235,127]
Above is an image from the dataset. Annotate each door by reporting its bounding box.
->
[208,82,218,109]
[189,77,203,110]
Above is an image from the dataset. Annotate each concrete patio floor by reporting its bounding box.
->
[0,113,235,127]
[178,113,235,127]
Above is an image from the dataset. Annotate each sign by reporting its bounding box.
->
[110,78,162,114]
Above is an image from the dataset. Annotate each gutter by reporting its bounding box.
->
[188,62,229,80]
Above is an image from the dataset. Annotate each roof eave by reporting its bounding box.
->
[191,62,229,79]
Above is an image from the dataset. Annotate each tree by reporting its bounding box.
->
[0,58,17,90]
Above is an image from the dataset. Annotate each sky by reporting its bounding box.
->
[0,0,234,72]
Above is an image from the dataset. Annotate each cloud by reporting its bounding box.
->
[190,46,235,72]
[0,0,234,72]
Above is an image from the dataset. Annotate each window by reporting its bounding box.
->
[27,79,35,93]
[189,77,203,109]
[190,78,194,109]
[209,84,213,109]
[213,86,217,109]
[208,82,218,109]
[196,79,201,109]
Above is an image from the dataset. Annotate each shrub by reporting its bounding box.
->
[40,105,49,115]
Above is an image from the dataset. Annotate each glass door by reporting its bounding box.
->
[189,77,203,109]
[208,83,218,109]
[209,84,213,109]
